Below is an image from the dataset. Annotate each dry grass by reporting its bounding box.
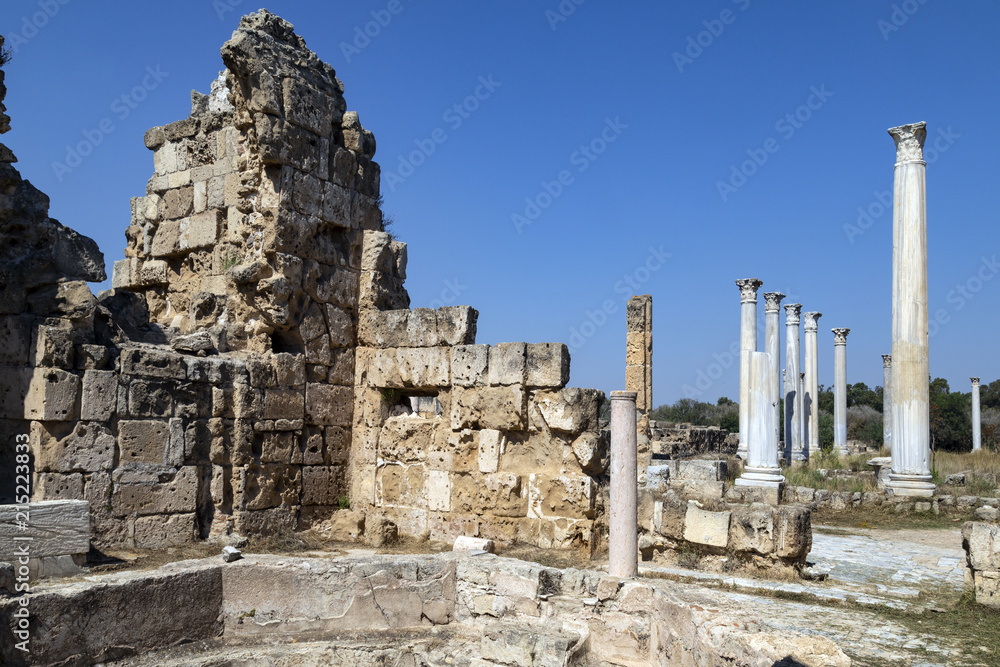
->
[782,452,881,495]
[932,449,1000,496]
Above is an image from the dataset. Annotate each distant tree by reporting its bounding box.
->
[928,377,971,451]
[981,379,1000,411]
[0,46,10,67]
[847,382,883,411]
[847,405,882,444]
[817,385,835,414]
[717,396,735,406]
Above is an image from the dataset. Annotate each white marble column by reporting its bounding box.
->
[784,304,803,462]
[736,278,762,460]
[803,312,822,456]
[800,372,806,447]
[763,292,785,460]
[882,355,892,451]
[736,351,785,488]
[886,122,935,497]
[972,377,982,452]
[609,391,638,578]
[832,328,850,456]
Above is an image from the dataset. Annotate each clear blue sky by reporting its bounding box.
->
[3,1,998,405]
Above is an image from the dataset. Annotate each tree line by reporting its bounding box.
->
[649,378,1000,452]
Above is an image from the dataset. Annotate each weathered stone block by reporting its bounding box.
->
[426,470,452,512]
[729,504,775,555]
[120,347,187,380]
[405,308,440,347]
[964,521,1000,572]
[369,347,450,389]
[478,429,504,473]
[452,344,489,387]
[112,466,198,516]
[0,315,31,366]
[357,309,410,348]
[683,503,730,548]
[118,420,172,464]
[305,383,352,426]
[132,512,196,548]
[667,459,727,482]
[32,319,75,368]
[452,473,526,517]
[127,378,174,418]
[262,388,304,420]
[179,210,221,250]
[235,464,301,511]
[31,421,115,473]
[326,306,355,347]
[34,472,85,500]
[436,306,477,346]
[376,463,426,508]
[528,473,594,520]
[774,504,812,559]
[653,491,688,540]
[377,417,436,463]
[532,387,602,433]
[451,386,526,431]
[81,370,117,421]
[302,466,345,506]
[488,342,526,386]
[526,343,570,388]
[24,368,80,421]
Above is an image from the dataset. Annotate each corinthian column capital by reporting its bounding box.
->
[763,292,785,313]
[972,377,981,387]
[803,311,822,332]
[882,354,892,368]
[784,303,802,325]
[832,328,850,345]
[736,278,763,304]
[888,122,927,163]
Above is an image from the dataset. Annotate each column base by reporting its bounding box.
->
[885,472,936,498]
[736,467,785,488]
[735,445,748,460]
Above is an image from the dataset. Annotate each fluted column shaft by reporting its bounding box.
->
[803,312,822,456]
[609,391,638,578]
[886,122,935,497]
[785,304,803,461]
[972,377,982,452]
[882,355,892,451]
[736,279,762,460]
[736,351,785,488]
[832,328,850,456]
[763,292,785,459]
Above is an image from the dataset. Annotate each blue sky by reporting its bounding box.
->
[3,1,998,405]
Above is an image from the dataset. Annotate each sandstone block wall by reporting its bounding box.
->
[963,521,1000,607]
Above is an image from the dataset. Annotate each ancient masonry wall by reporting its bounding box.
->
[0,14,607,549]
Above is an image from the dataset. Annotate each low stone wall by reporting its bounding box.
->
[782,486,999,514]
[648,422,732,460]
[0,552,847,666]
[963,521,1000,607]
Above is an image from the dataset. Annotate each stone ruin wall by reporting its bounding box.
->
[0,14,607,550]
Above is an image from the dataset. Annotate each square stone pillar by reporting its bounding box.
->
[625,295,652,412]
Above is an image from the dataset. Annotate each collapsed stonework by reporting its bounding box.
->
[0,13,606,551]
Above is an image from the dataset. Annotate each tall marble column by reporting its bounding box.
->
[763,292,785,459]
[800,372,806,447]
[832,328,850,456]
[803,312,822,456]
[886,122,935,497]
[736,278,762,460]
[736,351,785,489]
[882,355,892,451]
[609,391,638,578]
[784,304,803,462]
[972,377,982,452]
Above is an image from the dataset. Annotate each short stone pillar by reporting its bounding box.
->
[886,122,935,497]
[784,303,803,462]
[882,355,892,451]
[625,295,652,412]
[736,351,785,489]
[803,312,822,456]
[736,279,763,460]
[763,292,785,459]
[609,390,638,578]
[832,328,850,456]
[972,377,982,451]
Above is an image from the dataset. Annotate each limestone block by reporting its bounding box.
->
[150,219,182,256]
[478,429,504,473]
[159,186,194,220]
[436,306,478,346]
[120,347,187,380]
[186,357,249,384]
[480,622,580,667]
[305,383,353,426]
[235,465,301,511]
[683,503,731,548]
[454,536,494,552]
[304,334,332,365]
[376,463,426,508]
[570,431,608,475]
[626,294,652,331]
[112,466,198,517]
[429,429,477,473]
[527,473,595,520]
[974,571,1000,608]
[179,210,221,251]
[376,417,434,464]
[532,387,603,433]
[259,430,297,464]
[284,79,336,138]
[964,521,1000,572]
[325,425,351,465]
[498,431,565,475]
[0,367,32,419]
[127,378,174,418]
[357,309,410,348]
[118,420,172,464]
[81,370,117,421]
[31,421,115,473]
[450,386,526,431]
[667,459,727,482]
[0,315,30,365]
[406,308,440,347]
[655,492,691,539]
[774,504,812,559]
[729,504,776,555]
[263,388,304,420]
[33,472,85,501]
[369,347,450,389]
[452,344,489,387]
[361,231,397,274]
[32,319,75,368]
[132,512,197,548]
[526,343,570,388]
[625,330,651,367]
[24,368,80,421]
[140,259,169,285]
[301,466,345,506]
[452,472,526,517]
[426,470,452,512]
[299,302,327,342]
[359,271,409,311]
[328,348,355,385]
[488,342,526,386]
[0,500,90,559]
